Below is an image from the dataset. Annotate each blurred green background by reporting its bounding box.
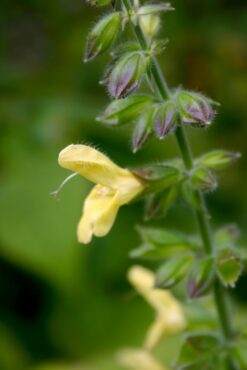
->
[0,0,247,369]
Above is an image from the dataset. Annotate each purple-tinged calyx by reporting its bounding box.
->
[108,52,147,99]
[132,106,155,152]
[84,13,121,62]
[154,101,177,139]
[176,91,217,127]
[187,257,215,299]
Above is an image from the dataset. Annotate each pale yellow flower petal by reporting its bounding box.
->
[58,144,143,194]
[58,144,144,243]
[145,319,167,350]
[128,266,186,348]
[77,185,120,244]
[117,348,168,370]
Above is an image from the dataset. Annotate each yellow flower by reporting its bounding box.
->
[128,265,186,349]
[117,348,167,370]
[58,144,144,244]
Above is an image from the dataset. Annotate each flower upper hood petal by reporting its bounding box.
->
[58,144,143,195]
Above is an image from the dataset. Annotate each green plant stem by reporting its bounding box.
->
[122,0,236,366]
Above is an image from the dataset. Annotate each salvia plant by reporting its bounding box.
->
[54,0,246,369]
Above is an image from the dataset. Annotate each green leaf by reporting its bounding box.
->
[216,248,242,287]
[187,257,215,298]
[97,95,154,125]
[137,226,191,247]
[176,333,221,369]
[129,243,191,260]
[155,255,193,289]
[130,227,194,260]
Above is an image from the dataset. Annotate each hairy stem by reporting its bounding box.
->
[122,0,236,366]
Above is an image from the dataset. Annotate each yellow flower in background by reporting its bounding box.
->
[128,266,186,349]
[58,144,144,244]
[117,348,167,370]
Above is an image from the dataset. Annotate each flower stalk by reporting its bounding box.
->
[121,0,236,367]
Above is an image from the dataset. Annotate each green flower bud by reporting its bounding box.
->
[196,150,241,171]
[86,0,112,6]
[138,2,174,16]
[138,1,174,40]
[191,166,217,192]
[84,13,121,62]
[176,91,217,127]
[154,101,177,139]
[97,95,153,125]
[155,255,193,289]
[132,106,155,152]
[139,14,160,40]
[107,52,147,99]
[216,248,243,288]
[187,257,215,299]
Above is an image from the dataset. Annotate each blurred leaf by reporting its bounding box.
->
[130,243,190,260]
[155,255,193,289]
[137,226,191,247]
[231,339,247,368]
[214,224,240,248]
[176,333,221,370]
[130,227,195,260]
[0,323,29,370]
[144,186,177,221]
